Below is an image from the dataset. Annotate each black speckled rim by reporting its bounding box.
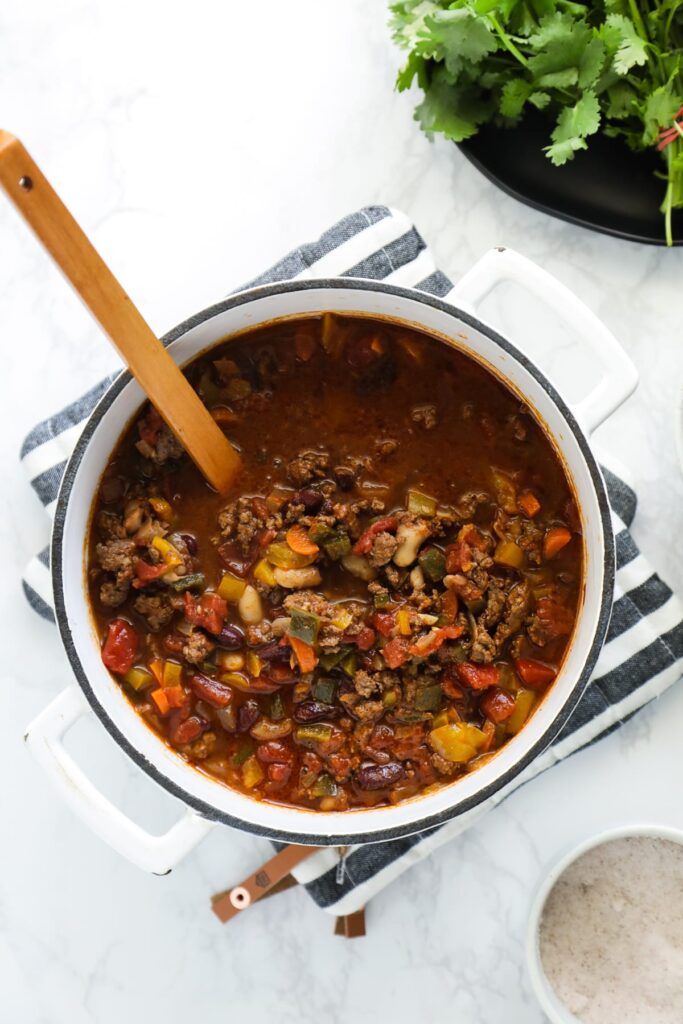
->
[51,278,615,847]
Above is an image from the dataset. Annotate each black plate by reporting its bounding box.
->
[459,108,683,246]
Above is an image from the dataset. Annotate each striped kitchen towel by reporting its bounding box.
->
[20,206,683,916]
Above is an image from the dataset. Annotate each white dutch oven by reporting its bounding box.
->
[25,248,637,873]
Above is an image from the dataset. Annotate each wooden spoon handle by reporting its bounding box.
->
[0,131,241,495]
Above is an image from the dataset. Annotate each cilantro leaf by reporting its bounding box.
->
[421,9,498,75]
[415,70,494,141]
[603,14,648,74]
[499,78,532,118]
[545,91,601,164]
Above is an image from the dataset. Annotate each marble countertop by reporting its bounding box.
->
[2,2,683,1022]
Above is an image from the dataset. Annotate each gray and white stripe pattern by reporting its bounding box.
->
[20,206,683,915]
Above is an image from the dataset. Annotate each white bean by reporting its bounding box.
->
[393,522,431,567]
[410,565,425,590]
[270,616,292,637]
[273,566,322,589]
[341,554,378,581]
[238,584,263,624]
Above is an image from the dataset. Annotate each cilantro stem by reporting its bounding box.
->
[627,0,649,41]
[488,14,529,68]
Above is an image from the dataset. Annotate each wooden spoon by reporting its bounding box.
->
[0,130,241,495]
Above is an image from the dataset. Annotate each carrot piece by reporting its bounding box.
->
[151,688,170,715]
[149,659,164,686]
[286,524,319,557]
[288,635,318,673]
[518,491,541,518]
[514,658,556,690]
[441,589,459,622]
[163,685,186,709]
[543,526,572,560]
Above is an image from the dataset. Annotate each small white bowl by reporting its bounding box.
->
[526,822,683,1023]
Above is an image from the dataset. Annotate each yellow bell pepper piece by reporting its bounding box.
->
[151,535,183,569]
[163,661,183,687]
[506,689,536,734]
[217,572,247,602]
[149,659,164,686]
[331,607,353,631]
[494,540,524,569]
[241,755,265,789]
[149,496,174,523]
[124,667,154,691]
[429,722,486,763]
[254,558,277,587]
[246,651,262,677]
[396,608,412,636]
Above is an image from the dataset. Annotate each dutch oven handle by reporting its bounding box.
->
[24,685,214,874]
[448,246,638,434]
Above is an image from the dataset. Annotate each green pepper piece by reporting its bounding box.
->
[309,522,334,545]
[373,591,391,609]
[318,645,353,671]
[231,737,255,767]
[198,369,220,405]
[287,607,321,646]
[167,572,206,593]
[310,773,338,798]
[418,547,446,581]
[415,683,443,711]
[294,723,334,746]
[407,489,437,517]
[340,650,357,677]
[270,692,286,720]
[312,676,337,703]
[323,532,351,561]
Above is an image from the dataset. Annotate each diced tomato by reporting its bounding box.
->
[408,624,464,658]
[183,591,227,635]
[352,516,399,556]
[534,597,574,639]
[101,618,138,674]
[289,635,318,673]
[137,407,163,447]
[352,626,376,651]
[454,662,500,690]
[441,674,464,700]
[372,612,396,637]
[514,658,557,690]
[445,540,473,574]
[543,526,572,560]
[132,558,168,587]
[383,636,410,669]
[480,686,516,722]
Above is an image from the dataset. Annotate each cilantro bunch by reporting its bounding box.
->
[391,0,683,244]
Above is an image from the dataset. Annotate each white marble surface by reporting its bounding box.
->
[2,2,683,1022]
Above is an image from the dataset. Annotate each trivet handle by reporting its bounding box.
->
[24,685,214,874]
[448,246,638,434]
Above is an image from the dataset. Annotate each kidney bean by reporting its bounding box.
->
[333,466,356,491]
[237,700,260,733]
[256,740,294,764]
[292,700,339,723]
[290,489,324,514]
[163,632,186,654]
[354,762,405,791]
[180,533,198,556]
[215,623,245,650]
[217,541,252,577]
[171,716,205,746]
[190,673,233,708]
[257,641,292,664]
[267,762,292,784]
